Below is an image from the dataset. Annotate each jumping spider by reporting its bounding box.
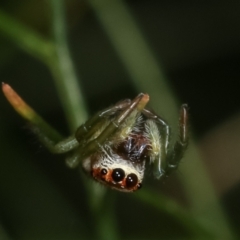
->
[31,93,188,192]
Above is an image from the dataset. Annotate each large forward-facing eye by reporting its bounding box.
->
[126,173,138,188]
[112,168,125,182]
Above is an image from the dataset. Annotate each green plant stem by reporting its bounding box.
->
[0,223,10,240]
[0,6,118,240]
[49,1,119,239]
[137,189,214,238]
[49,0,88,131]
[0,8,88,132]
[87,0,233,238]
[0,9,55,64]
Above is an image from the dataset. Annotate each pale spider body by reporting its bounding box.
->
[30,93,188,192]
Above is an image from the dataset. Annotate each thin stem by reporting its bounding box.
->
[49,0,88,131]
[0,9,55,64]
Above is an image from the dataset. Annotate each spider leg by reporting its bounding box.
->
[165,104,188,175]
[27,128,82,171]
[75,99,131,145]
[142,109,170,179]
[66,99,132,168]
[30,125,79,154]
[66,99,131,168]
[65,150,82,168]
[30,100,131,155]
[143,105,188,179]
[80,93,149,160]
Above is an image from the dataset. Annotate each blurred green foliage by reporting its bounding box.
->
[0,0,237,239]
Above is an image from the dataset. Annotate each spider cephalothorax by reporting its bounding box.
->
[3,84,188,193]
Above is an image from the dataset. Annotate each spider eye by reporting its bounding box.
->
[112,168,125,182]
[101,168,108,175]
[126,173,138,188]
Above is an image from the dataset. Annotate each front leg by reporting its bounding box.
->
[75,98,131,145]
[31,125,79,154]
[66,98,132,168]
[80,93,149,160]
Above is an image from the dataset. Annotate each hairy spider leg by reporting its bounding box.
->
[143,105,188,179]
[80,93,149,161]
[142,109,170,179]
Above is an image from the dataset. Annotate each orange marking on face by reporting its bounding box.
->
[91,167,140,192]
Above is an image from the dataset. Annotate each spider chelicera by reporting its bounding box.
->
[30,93,188,192]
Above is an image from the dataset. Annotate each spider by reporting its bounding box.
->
[30,93,188,192]
[2,83,188,192]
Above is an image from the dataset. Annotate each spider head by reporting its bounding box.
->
[82,150,145,192]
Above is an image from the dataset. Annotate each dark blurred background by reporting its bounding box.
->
[0,0,240,239]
